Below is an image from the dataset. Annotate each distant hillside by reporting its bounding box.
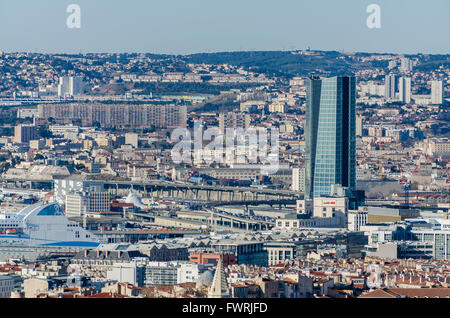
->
[184,50,376,78]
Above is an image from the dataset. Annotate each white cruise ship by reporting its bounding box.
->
[0,202,100,248]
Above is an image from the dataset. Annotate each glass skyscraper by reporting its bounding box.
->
[305,76,356,199]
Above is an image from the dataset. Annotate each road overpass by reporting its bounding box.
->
[90,228,201,243]
[2,177,302,204]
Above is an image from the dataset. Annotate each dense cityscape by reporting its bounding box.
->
[0,49,448,301]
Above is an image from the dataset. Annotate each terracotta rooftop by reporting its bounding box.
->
[360,288,450,298]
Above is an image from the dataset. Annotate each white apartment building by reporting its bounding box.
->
[431,80,444,105]
[360,82,384,97]
[398,77,411,103]
[143,261,206,286]
[348,209,368,232]
[384,74,397,99]
[424,138,450,157]
[49,125,80,140]
[57,76,85,97]
[106,261,145,287]
[65,192,112,217]
[292,167,305,192]
[177,262,206,284]
[296,199,313,215]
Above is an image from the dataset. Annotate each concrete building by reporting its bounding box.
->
[218,112,250,133]
[200,166,292,184]
[265,241,321,266]
[275,215,345,229]
[384,74,397,99]
[425,138,450,157]
[296,199,313,215]
[177,262,207,284]
[292,167,305,192]
[65,191,112,217]
[14,124,37,143]
[348,209,368,232]
[72,249,146,269]
[29,139,45,150]
[190,252,236,267]
[17,108,38,119]
[431,80,444,105]
[298,274,314,298]
[364,242,399,259]
[361,219,450,260]
[356,115,363,136]
[268,101,287,113]
[106,261,146,287]
[313,197,348,225]
[57,76,85,97]
[0,275,16,298]
[125,133,139,148]
[366,206,420,223]
[49,125,80,140]
[24,277,50,298]
[398,77,412,103]
[365,241,435,260]
[266,242,296,266]
[38,103,187,129]
[277,197,348,230]
[399,57,413,73]
[240,100,266,112]
[144,261,178,286]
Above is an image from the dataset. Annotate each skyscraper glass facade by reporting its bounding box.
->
[305,76,356,198]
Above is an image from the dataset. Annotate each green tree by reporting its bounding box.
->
[38,126,53,139]
[34,154,45,160]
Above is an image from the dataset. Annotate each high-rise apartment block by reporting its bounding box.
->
[356,115,363,136]
[14,124,37,144]
[431,80,443,105]
[38,103,187,129]
[398,77,412,104]
[399,57,413,73]
[305,76,356,199]
[384,74,397,99]
[292,167,305,192]
[218,112,250,133]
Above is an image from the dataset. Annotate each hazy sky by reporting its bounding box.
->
[0,0,449,54]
